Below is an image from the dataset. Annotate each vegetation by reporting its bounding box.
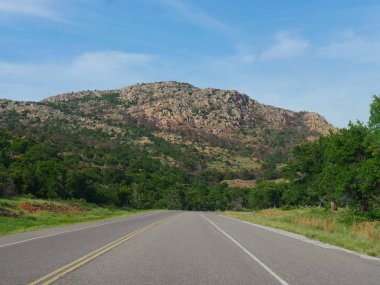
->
[248,96,380,217]
[223,208,380,257]
[0,116,245,210]
[221,96,380,256]
[1,85,378,259]
[0,197,148,236]
[0,93,378,224]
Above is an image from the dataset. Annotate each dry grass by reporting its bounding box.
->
[223,208,380,257]
[256,208,283,217]
[222,179,256,189]
[290,216,336,233]
[351,221,380,242]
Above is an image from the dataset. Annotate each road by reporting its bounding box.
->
[0,211,379,285]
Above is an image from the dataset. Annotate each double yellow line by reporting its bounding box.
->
[29,216,171,285]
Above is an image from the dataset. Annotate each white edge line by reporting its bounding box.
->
[202,214,289,285]
[219,214,380,262]
[0,211,163,249]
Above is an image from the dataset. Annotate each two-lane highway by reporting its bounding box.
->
[0,211,175,285]
[0,211,379,284]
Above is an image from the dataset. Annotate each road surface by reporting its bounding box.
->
[0,211,379,284]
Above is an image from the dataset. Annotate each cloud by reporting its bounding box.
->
[0,0,63,21]
[239,32,310,63]
[319,31,380,63]
[70,51,156,78]
[157,0,236,36]
[0,51,158,101]
[260,32,310,60]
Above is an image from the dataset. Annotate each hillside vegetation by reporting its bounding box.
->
[0,82,334,210]
[0,81,334,176]
[0,82,378,218]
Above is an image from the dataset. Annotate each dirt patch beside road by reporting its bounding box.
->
[17,202,84,214]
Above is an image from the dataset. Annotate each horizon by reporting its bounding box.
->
[1,0,380,127]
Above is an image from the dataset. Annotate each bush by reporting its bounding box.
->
[248,181,286,209]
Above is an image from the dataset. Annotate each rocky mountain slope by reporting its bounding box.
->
[0,81,335,175]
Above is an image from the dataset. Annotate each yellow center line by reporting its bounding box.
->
[28,223,152,285]
[28,215,174,285]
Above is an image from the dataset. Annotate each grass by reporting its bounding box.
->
[0,197,151,237]
[222,207,380,257]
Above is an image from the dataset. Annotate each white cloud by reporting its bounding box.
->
[319,31,380,62]
[157,0,236,36]
[0,0,63,21]
[70,51,156,78]
[238,32,310,63]
[0,51,158,101]
[260,32,309,60]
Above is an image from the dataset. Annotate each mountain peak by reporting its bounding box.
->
[2,82,335,171]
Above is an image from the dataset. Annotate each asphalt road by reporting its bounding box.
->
[0,211,379,285]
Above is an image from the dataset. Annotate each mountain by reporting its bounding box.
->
[0,81,334,176]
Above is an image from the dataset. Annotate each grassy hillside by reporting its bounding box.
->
[0,197,149,236]
[223,208,380,257]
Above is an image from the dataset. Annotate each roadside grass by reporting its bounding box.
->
[0,197,150,237]
[222,208,380,257]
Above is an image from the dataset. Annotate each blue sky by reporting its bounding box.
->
[1,0,380,127]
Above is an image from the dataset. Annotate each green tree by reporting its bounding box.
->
[166,187,183,210]
[369,95,380,129]
[325,123,371,212]
[207,184,227,210]
[248,181,284,209]
[34,160,67,198]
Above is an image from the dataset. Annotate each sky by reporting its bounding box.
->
[1,0,380,127]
